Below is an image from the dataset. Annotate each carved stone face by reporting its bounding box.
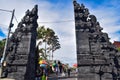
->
[25,16,30,23]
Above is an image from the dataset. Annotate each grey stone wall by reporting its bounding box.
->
[73,0,120,80]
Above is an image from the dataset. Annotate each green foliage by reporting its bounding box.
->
[117,47,120,52]
[37,26,61,60]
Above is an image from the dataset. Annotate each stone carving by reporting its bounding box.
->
[73,0,120,80]
[1,5,38,80]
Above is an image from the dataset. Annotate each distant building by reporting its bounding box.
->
[113,41,120,48]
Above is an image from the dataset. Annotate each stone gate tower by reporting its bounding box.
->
[1,5,38,80]
[73,0,120,80]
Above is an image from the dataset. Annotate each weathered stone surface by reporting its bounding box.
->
[1,5,38,80]
[73,0,120,80]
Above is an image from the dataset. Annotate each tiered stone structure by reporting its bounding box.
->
[73,0,120,80]
[1,5,38,80]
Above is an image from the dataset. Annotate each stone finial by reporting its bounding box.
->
[73,0,77,4]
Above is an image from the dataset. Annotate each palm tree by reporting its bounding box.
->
[37,26,60,60]
[48,35,61,60]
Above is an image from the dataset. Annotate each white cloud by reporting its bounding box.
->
[0,0,77,66]
[37,1,77,65]
[0,0,37,35]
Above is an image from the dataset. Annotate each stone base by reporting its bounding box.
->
[0,68,14,80]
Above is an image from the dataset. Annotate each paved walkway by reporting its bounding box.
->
[0,67,78,80]
[48,72,78,80]
[58,72,78,80]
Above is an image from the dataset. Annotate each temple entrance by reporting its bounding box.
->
[0,0,120,80]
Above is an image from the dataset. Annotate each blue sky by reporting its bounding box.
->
[0,28,5,37]
[0,0,120,66]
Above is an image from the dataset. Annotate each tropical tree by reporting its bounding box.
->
[37,26,60,60]
[47,35,61,60]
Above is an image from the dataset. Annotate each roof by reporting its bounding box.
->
[113,41,120,48]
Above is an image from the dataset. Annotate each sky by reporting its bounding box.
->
[0,0,120,66]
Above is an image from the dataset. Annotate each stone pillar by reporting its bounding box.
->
[1,5,38,80]
[73,1,119,80]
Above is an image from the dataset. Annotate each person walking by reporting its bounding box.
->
[58,61,63,74]
[39,63,49,80]
[52,60,58,75]
[42,65,49,80]
[36,67,43,80]
[67,68,71,77]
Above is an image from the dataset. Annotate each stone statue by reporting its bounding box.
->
[89,15,97,23]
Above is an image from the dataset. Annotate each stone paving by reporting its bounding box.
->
[0,67,77,80]
[58,73,78,80]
